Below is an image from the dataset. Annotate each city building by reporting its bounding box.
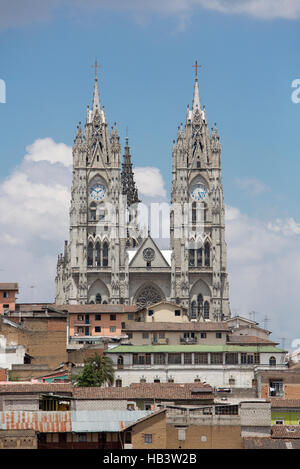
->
[0,283,18,315]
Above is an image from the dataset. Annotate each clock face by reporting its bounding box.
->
[190,183,208,201]
[89,184,106,201]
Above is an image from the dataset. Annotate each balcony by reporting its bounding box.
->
[180,337,198,344]
[152,338,169,345]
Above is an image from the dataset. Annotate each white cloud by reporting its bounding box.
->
[1,0,300,30]
[134,166,167,198]
[225,205,300,346]
[24,137,72,167]
[0,137,72,302]
[235,177,269,197]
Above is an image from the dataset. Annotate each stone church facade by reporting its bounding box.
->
[55,66,231,321]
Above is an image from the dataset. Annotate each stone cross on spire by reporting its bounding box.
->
[192,60,201,81]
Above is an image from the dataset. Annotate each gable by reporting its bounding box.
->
[129,237,170,268]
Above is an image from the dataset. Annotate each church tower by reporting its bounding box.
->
[55,63,141,305]
[170,62,230,320]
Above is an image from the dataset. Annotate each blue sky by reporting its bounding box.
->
[0,0,300,349]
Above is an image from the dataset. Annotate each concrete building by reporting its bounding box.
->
[106,343,287,388]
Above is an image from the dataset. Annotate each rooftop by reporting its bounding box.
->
[106,344,286,354]
[0,283,19,291]
[124,321,230,332]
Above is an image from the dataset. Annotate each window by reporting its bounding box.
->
[144,403,152,410]
[110,314,116,321]
[159,332,165,339]
[140,378,146,383]
[190,301,197,319]
[184,353,192,364]
[95,326,101,333]
[142,332,149,339]
[189,249,195,267]
[269,380,283,397]
[148,310,154,316]
[216,332,222,339]
[144,434,152,444]
[124,432,131,444]
[87,242,93,266]
[78,433,87,442]
[204,301,210,319]
[168,353,182,365]
[154,353,165,365]
[200,332,207,339]
[102,241,109,267]
[241,353,260,365]
[154,379,160,383]
[211,353,223,364]
[269,356,276,366]
[95,314,101,321]
[95,293,101,304]
[174,310,181,317]
[197,160,200,168]
[192,202,197,225]
[3,304,9,309]
[121,322,125,329]
[275,420,284,425]
[225,353,239,365]
[110,326,116,333]
[115,379,122,387]
[128,313,134,320]
[95,242,101,266]
[127,332,133,339]
[133,353,151,365]
[204,242,210,267]
[77,327,83,333]
[194,352,208,364]
[197,294,203,315]
[3,292,9,298]
[197,248,202,267]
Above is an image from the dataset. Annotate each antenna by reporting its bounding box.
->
[263,314,270,330]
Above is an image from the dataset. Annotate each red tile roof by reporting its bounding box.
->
[271,398,300,408]
[228,335,278,345]
[0,283,18,291]
[125,322,230,332]
[271,425,300,439]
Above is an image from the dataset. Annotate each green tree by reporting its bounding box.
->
[75,353,115,387]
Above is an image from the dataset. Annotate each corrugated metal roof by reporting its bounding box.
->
[0,411,72,432]
[71,410,151,432]
[106,344,286,353]
[0,410,151,433]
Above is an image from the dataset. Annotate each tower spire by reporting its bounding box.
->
[91,60,101,116]
[121,136,140,207]
[192,60,201,112]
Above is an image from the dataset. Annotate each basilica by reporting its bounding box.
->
[55,63,231,321]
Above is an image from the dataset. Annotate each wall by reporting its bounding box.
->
[166,423,243,449]
[0,289,17,315]
[131,411,167,449]
[69,312,124,339]
[128,330,227,346]
[0,429,37,449]
[0,317,67,369]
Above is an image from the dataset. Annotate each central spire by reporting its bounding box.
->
[192,60,201,112]
[92,60,101,115]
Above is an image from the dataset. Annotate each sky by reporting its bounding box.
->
[0,0,300,350]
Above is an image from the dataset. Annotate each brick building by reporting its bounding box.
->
[0,283,18,315]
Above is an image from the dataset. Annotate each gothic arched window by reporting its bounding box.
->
[189,249,195,267]
[197,294,203,314]
[204,301,210,319]
[102,241,109,267]
[95,242,101,266]
[204,242,210,267]
[191,301,197,319]
[87,242,93,266]
[197,248,202,267]
[95,293,102,304]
